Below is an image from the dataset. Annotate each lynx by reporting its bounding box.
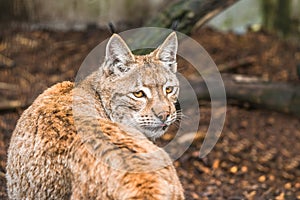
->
[6,32,184,199]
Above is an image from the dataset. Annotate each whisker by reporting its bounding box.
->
[173,121,186,132]
[172,122,180,128]
[176,113,189,120]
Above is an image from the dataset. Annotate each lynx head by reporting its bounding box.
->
[96,32,179,140]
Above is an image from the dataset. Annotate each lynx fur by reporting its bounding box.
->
[6,32,184,199]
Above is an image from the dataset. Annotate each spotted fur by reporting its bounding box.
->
[6,33,184,199]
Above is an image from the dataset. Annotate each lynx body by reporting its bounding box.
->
[6,33,184,199]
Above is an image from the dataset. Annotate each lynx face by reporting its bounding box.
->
[96,33,179,139]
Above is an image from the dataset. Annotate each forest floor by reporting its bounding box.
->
[0,26,299,199]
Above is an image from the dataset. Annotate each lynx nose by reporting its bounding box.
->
[157,111,170,122]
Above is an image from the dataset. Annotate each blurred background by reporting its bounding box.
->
[0,0,299,199]
[0,0,300,40]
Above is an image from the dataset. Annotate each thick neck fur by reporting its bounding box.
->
[73,72,110,120]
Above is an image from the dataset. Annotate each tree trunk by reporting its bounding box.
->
[0,0,28,23]
[261,0,293,37]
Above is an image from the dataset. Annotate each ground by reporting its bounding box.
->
[0,26,299,199]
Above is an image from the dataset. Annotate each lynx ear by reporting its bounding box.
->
[104,34,135,75]
[155,32,178,73]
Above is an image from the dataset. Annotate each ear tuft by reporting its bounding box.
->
[156,32,178,72]
[104,34,134,75]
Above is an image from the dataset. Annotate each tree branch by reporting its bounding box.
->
[146,0,241,34]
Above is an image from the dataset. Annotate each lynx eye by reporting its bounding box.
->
[133,91,145,98]
[165,86,173,94]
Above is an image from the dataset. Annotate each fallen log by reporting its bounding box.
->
[0,53,15,68]
[0,98,22,111]
[217,56,256,72]
[0,82,18,90]
[181,74,300,117]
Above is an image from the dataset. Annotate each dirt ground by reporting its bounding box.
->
[0,26,299,199]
